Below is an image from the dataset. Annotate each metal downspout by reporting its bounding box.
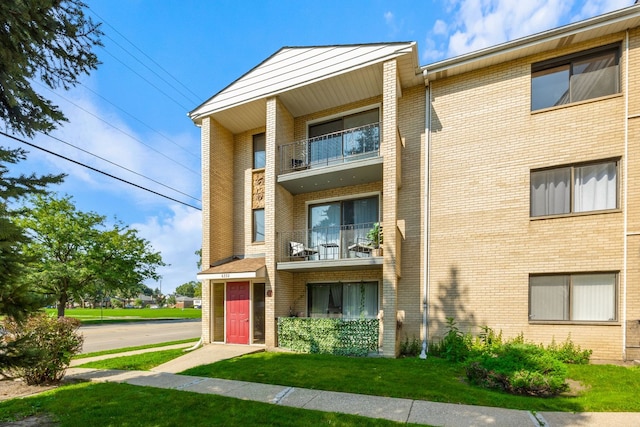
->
[622,29,629,360]
[420,79,431,359]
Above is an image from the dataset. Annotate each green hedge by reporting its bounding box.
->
[277,317,379,357]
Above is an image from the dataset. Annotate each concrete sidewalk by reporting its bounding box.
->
[64,366,640,427]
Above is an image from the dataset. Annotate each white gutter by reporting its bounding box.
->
[420,79,431,359]
[622,29,630,361]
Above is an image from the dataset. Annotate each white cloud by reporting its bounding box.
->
[132,205,202,294]
[445,0,572,57]
[433,19,448,36]
[572,0,634,21]
[384,11,394,24]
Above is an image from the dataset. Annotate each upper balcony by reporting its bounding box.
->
[276,222,384,272]
[278,123,383,194]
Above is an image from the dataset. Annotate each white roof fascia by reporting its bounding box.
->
[189,43,415,122]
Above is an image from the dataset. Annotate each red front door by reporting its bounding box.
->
[226,282,250,344]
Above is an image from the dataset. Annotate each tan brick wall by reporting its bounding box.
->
[381,59,399,356]
[428,33,631,359]
[233,127,267,257]
[397,85,426,345]
[200,117,235,343]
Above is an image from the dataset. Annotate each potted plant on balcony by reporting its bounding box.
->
[366,222,383,256]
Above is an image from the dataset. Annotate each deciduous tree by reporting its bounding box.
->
[17,194,165,317]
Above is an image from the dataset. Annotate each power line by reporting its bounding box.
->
[77,82,200,161]
[35,80,201,177]
[1,131,202,211]
[89,7,202,103]
[43,132,201,203]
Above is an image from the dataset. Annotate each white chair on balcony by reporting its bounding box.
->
[348,237,375,257]
[289,241,317,260]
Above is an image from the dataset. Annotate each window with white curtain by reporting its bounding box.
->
[530,160,617,217]
[307,282,378,319]
[529,273,616,322]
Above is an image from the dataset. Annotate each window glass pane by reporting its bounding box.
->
[571,52,618,102]
[308,284,330,317]
[253,134,265,169]
[253,283,265,344]
[343,109,379,129]
[531,65,570,110]
[530,275,569,320]
[253,209,264,242]
[574,162,617,212]
[572,274,616,321]
[530,168,570,216]
[342,282,379,319]
[309,203,340,258]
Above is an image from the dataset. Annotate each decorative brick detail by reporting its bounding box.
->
[252,170,265,209]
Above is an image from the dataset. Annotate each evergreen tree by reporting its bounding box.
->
[0,147,63,321]
[0,0,102,137]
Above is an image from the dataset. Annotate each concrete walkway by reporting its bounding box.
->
[66,345,640,427]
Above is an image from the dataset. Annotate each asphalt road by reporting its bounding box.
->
[79,319,202,354]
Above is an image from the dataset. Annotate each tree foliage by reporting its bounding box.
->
[17,194,165,317]
[175,281,199,298]
[0,0,102,136]
[0,147,63,321]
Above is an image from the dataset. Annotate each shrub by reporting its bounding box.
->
[465,343,568,397]
[400,335,422,357]
[2,314,83,385]
[545,336,592,364]
[428,318,472,362]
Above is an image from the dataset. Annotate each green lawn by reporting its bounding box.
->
[73,339,198,360]
[180,352,640,413]
[45,307,201,323]
[76,348,186,370]
[0,382,417,427]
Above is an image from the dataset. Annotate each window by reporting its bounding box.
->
[253,133,265,169]
[308,196,379,259]
[308,108,379,165]
[531,45,620,111]
[253,209,264,242]
[307,281,378,319]
[530,160,617,217]
[529,273,616,321]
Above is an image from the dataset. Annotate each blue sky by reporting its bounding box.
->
[2,0,633,294]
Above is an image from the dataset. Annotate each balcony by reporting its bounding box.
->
[276,222,383,272]
[278,123,383,194]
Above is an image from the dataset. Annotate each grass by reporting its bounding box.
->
[0,382,417,427]
[75,348,187,370]
[44,307,201,324]
[73,338,198,360]
[181,352,640,413]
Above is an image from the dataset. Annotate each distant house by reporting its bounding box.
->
[191,4,640,361]
[176,296,195,309]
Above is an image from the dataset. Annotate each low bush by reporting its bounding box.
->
[546,336,592,364]
[399,335,422,357]
[465,343,568,397]
[2,314,83,385]
[428,318,472,362]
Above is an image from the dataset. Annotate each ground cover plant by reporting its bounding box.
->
[72,338,198,360]
[76,348,187,371]
[43,307,201,323]
[0,382,415,427]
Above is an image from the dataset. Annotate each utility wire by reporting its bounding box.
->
[43,132,201,202]
[77,82,200,161]
[89,7,202,103]
[35,80,201,176]
[98,47,192,111]
[0,131,202,211]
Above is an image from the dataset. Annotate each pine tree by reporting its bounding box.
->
[0,0,102,137]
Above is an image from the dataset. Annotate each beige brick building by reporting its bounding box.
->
[191,5,640,360]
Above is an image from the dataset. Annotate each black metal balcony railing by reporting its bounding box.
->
[278,222,382,262]
[279,122,380,175]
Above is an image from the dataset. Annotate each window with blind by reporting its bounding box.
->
[529,273,617,322]
[307,281,379,319]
